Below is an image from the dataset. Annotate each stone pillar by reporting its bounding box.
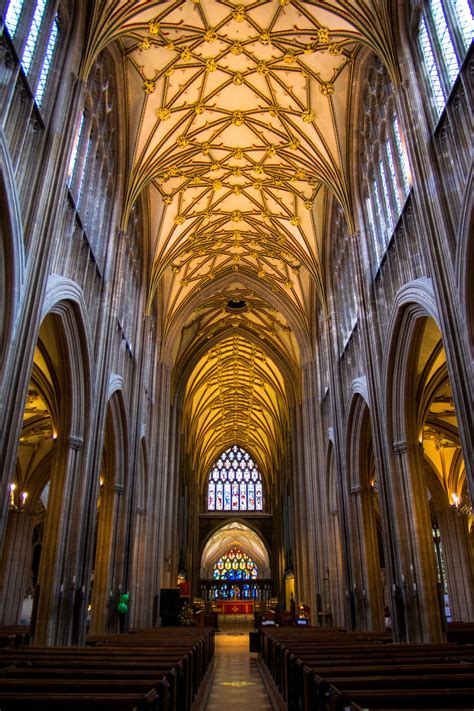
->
[349,485,384,632]
[292,369,319,619]
[141,360,173,625]
[0,507,36,624]
[32,434,86,645]
[391,440,443,641]
[129,506,146,628]
[89,483,125,634]
[436,505,474,621]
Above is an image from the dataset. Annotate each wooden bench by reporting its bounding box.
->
[260,628,474,711]
[0,628,214,710]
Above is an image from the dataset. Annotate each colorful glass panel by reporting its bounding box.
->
[213,547,258,580]
[207,445,264,511]
[208,481,216,510]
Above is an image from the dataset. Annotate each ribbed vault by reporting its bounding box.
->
[80,0,400,493]
[184,333,288,483]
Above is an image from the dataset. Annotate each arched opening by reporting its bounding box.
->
[0,297,91,644]
[89,390,128,634]
[199,521,271,609]
[386,289,472,640]
[416,320,473,623]
[346,394,385,632]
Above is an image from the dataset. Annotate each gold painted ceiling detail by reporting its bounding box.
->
[183,334,288,480]
[81,1,399,482]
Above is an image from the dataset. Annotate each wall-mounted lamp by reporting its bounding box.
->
[8,484,28,510]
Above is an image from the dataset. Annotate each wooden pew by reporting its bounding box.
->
[260,628,474,711]
[0,689,160,711]
[0,628,214,711]
[327,686,474,710]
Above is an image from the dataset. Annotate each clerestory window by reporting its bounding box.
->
[360,59,411,271]
[3,0,61,108]
[417,0,473,121]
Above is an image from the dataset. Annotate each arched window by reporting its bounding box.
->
[417,0,473,121]
[66,51,118,272]
[207,445,264,512]
[3,0,61,108]
[330,203,358,351]
[213,547,258,580]
[360,59,411,270]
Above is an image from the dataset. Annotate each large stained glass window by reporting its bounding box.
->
[207,445,263,511]
[213,547,258,580]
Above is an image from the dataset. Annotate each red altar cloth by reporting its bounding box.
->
[219,601,254,614]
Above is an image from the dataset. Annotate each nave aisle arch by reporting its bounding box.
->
[345,389,385,632]
[384,279,472,638]
[89,386,129,634]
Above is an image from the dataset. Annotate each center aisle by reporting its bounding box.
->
[203,616,273,710]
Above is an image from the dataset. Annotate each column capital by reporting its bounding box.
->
[393,440,410,455]
[61,435,84,451]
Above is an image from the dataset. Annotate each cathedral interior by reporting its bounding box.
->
[0,0,472,652]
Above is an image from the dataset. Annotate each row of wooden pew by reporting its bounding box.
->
[260,627,474,710]
[0,627,214,710]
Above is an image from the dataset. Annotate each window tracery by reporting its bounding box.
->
[207,445,263,512]
[360,59,411,270]
[330,204,358,350]
[213,547,258,580]
[66,51,118,272]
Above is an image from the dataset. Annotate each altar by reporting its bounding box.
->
[217,601,254,614]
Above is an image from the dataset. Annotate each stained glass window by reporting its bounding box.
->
[207,445,264,511]
[213,547,258,580]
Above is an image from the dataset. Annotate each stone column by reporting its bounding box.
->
[142,360,173,625]
[90,483,125,634]
[436,505,474,621]
[349,485,384,632]
[32,434,86,645]
[292,370,318,619]
[390,440,443,641]
[0,507,36,624]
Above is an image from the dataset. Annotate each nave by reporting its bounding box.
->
[0,1,473,700]
[203,616,273,711]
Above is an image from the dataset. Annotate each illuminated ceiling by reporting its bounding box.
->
[83,1,398,483]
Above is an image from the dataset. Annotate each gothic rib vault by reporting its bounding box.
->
[80,0,399,486]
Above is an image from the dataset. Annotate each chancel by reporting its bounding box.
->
[0,0,472,708]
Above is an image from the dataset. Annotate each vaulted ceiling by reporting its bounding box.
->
[83,0,398,484]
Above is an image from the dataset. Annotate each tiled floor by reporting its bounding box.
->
[203,617,273,710]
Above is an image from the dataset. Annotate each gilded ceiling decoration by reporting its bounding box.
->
[82,1,398,482]
[183,334,288,478]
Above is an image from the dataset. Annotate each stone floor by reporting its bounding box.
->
[203,616,273,710]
